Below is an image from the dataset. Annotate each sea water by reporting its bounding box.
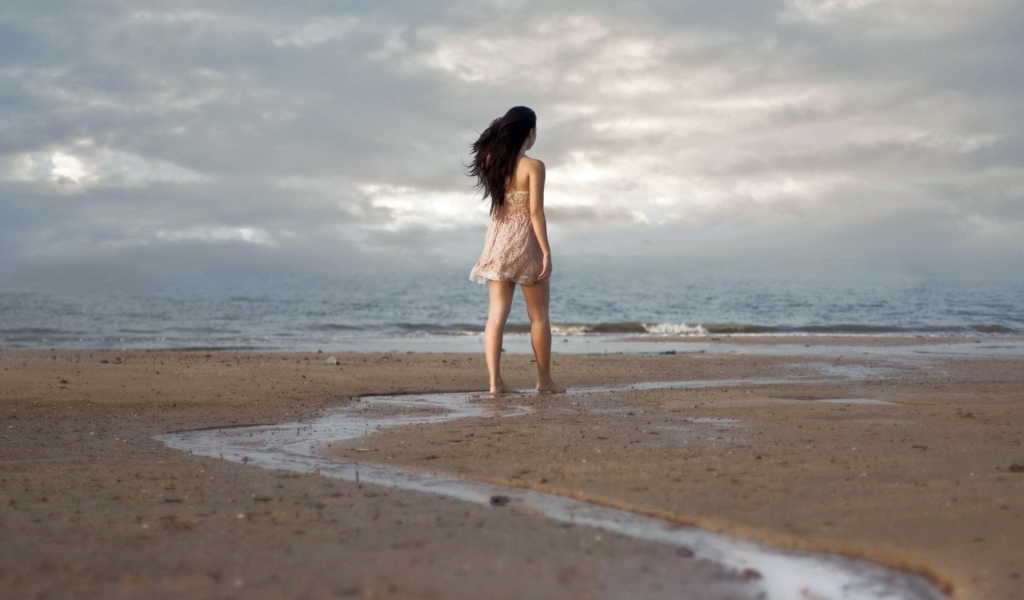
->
[1,270,1022,351]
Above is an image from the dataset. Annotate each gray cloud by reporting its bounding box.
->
[1,0,1022,290]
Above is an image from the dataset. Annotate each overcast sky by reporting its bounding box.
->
[1,0,1022,290]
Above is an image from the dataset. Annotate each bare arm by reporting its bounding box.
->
[527,158,553,281]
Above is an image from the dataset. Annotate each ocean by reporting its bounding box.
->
[1,271,1022,352]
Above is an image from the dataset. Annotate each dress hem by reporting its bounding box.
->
[469,269,541,286]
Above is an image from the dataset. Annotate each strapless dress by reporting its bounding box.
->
[469,190,543,285]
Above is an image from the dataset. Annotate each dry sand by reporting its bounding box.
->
[1,345,1022,599]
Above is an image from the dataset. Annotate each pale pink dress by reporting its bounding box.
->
[469,190,544,285]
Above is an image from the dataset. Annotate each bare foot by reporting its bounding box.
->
[536,379,566,393]
[490,382,513,395]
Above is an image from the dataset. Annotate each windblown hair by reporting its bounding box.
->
[468,106,537,215]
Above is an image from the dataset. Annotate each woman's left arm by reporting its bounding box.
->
[527,159,553,281]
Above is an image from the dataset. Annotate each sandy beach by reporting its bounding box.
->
[1,343,1022,599]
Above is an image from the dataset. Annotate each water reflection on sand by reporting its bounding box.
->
[157,375,947,600]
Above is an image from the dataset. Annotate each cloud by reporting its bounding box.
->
[0,0,1021,285]
[0,139,208,188]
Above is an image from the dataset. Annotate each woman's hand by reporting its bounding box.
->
[538,253,552,281]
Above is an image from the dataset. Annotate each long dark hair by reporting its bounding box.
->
[468,106,537,215]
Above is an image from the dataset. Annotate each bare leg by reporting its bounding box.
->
[485,280,515,394]
[521,281,565,393]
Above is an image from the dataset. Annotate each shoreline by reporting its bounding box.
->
[623,333,1024,346]
[4,332,1024,357]
[2,347,1022,599]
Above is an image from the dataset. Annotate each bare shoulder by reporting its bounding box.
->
[521,156,545,178]
[514,156,545,190]
[522,156,545,172]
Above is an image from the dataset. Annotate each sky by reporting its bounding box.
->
[1,0,1022,292]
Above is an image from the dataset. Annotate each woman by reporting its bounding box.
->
[468,106,564,395]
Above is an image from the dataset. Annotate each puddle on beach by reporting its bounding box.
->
[570,377,827,394]
[798,362,901,380]
[686,417,745,431]
[156,377,947,600]
[818,398,896,406]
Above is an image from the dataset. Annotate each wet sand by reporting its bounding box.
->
[624,334,1012,346]
[1,345,1023,599]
